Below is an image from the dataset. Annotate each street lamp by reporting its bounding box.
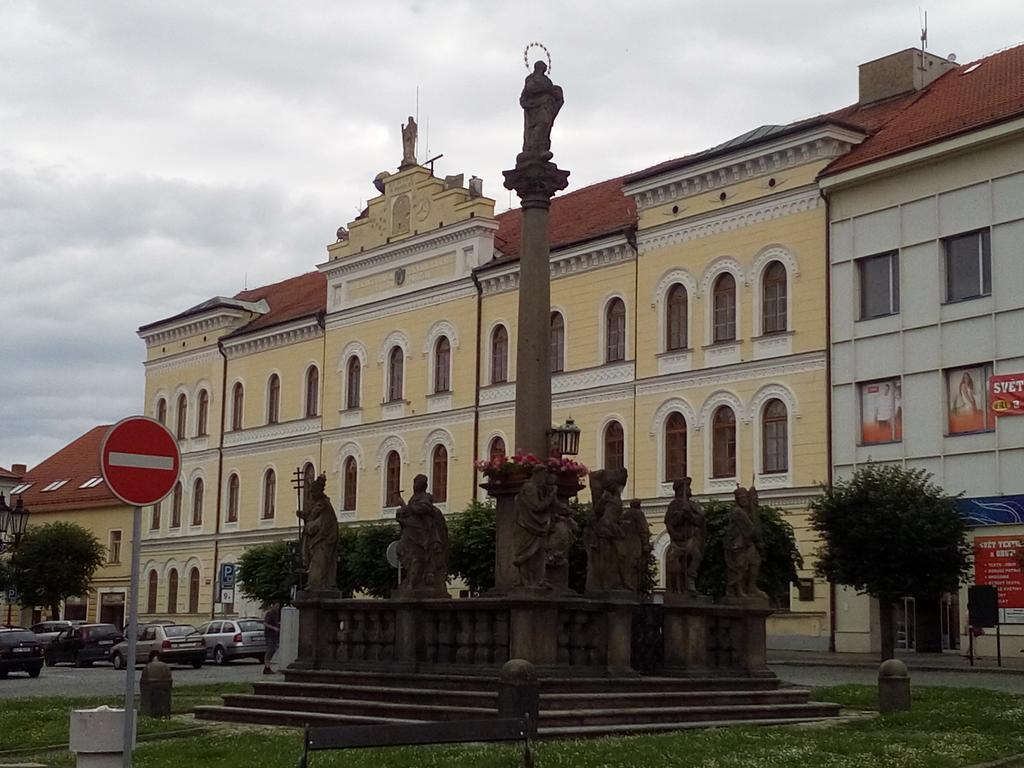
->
[547,418,581,458]
[0,494,30,627]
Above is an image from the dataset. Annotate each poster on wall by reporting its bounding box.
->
[974,535,1024,624]
[948,364,994,434]
[860,379,902,444]
[991,373,1024,417]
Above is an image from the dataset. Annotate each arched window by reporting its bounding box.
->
[156,398,167,425]
[343,457,358,512]
[489,436,506,462]
[262,469,276,520]
[664,412,687,482]
[146,571,158,614]
[604,420,625,471]
[346,357,361,409]
[712,406,737,478]
[302,462,316,508]
[666,284,688,351]
[196,389,209,436]
[191,478,204,526]
[762,261,787,334]
[305,366,319,418]
[151,501,161,531]
[550,312,565,373]
[171,482,182,528]
[385,451,402,506]
[432,444,448,503]
[167,569,179,614]
[491,325,508,384]
[267,374,280,424]
[226,474,239,523]
[762,398,789,473]
[188,567,200,614]
[434,337,451,394]
[388,346,404,402]
[712,273,737,343]
[231,383,244,431]
[175,394,188,440]
[605,298,626,362]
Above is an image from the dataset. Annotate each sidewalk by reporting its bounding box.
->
[768,648,1024,674]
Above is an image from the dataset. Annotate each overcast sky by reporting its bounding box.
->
[1,1,1021,471]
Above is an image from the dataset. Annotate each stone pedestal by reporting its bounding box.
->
[663,605,708,674]
[139,659,172,718]
[69,707,133,768]
[482,479,526,594]
[294,589,342,670]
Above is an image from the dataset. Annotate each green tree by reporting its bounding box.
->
[347,523,400,598]
[696,501,803,607]
[448,500,497,595]
[9,522,106,619]
[810,464,971,659]
[237,540,298,607]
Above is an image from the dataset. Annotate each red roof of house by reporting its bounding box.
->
[13,426,124,513]
[824,42,1024,175]
[0,467,21,481]
[225,271,326,337]
[490,176,636,262]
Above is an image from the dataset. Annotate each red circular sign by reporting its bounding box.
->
[100,417,181,507]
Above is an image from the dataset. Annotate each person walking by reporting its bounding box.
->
[263,601,281,675]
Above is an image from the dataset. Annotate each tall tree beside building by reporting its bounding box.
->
[810,464,972,659]
[9,522,106,620]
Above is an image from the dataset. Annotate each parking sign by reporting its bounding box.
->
[220,562,236,588]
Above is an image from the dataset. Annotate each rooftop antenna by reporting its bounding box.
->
[243,271,248,290]
[920,8,928,52]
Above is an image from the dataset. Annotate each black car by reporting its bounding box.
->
[44,623,124,667]
[0,628,45,678]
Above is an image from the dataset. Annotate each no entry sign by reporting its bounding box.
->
[100,416,181,507]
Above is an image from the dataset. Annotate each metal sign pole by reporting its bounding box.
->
[123,505,142,768]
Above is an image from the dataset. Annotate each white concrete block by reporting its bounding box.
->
[901,243,940,326]
[853,207,900,257]
[901,196,938,246]
[993,172,1024,225]
[278,605,299,668]
[939,182,992,237]
[70,707,134,768]
[830,218,854,264]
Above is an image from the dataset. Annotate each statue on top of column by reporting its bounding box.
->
[395,474,449,597]
[298,474,339,592]
[519,61,564,161]
[400,116,418,169]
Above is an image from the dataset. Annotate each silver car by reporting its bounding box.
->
[30,620,83,646]
[195,619,266,664]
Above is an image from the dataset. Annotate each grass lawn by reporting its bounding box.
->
[5,684,1023,768]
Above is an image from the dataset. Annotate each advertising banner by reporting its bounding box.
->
[974,535,1024,624]
[990,373,1024,417]
[860,379,902,444]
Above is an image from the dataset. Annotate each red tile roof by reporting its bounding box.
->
[824,43,1024,175]
[490,176,636,263]
[14,426,124,513]
[225,271,326,337]
[0,467,21,481]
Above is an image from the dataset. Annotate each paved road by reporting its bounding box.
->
[0,658,266,699]
[774,663,1024,695]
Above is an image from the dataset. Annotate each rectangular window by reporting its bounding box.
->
[858,378,903,444]
[945,230,991,302]
[858,252,900,320]
[946,364,995,434]
[108,530,122,564]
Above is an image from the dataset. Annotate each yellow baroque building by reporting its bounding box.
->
[137,116,877,650]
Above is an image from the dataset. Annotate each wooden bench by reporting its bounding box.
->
[298,715,534,768]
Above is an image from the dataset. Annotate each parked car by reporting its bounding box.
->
[0,628,45,678]
[195,619,266,664]
[44,623,123,667]
[30,620,84,646]
[111,624,206,669]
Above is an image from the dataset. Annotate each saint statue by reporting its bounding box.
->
[724,484,768,602]
[401,116,417,169]
[513,466,558,588]
[519,61,564,160]
[298,473,339,592]
[584,467,629,593]
[664,477,706,598]
[544,484,577,592]
[620,499,652,594]
[395,474,449,596]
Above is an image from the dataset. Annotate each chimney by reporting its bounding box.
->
[468,176,483,198]
[11,463,26,477]
[858,48,957,105]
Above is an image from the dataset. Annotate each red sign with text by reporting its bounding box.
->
[990,373,1024,417]
[974,535,1024,624]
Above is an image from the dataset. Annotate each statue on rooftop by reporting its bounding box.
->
[401,116,418,169]
[519,61,564,160]
[298,474,339,592]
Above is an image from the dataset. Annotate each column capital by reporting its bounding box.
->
[503,157,570,207]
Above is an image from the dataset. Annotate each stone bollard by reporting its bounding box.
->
[278,605,300,669]
[878,658,911,714]
[70,706,133,768]
[140,658,173,718]
[497,658,539,737]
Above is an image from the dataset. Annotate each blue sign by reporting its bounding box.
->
[219,562,236,588]
[5,588,17,604]
[959,495,1024,527]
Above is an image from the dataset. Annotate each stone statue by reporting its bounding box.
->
[395,474,449,597]
[664,477,706,598]
[544,485,577,592]
[400,116,417,168]
[584,468,629,593]
[620,499,652,594]
[513,466,558,588]
[298,473,339,592]
[724,484,768,602]
[519,61,564,160]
